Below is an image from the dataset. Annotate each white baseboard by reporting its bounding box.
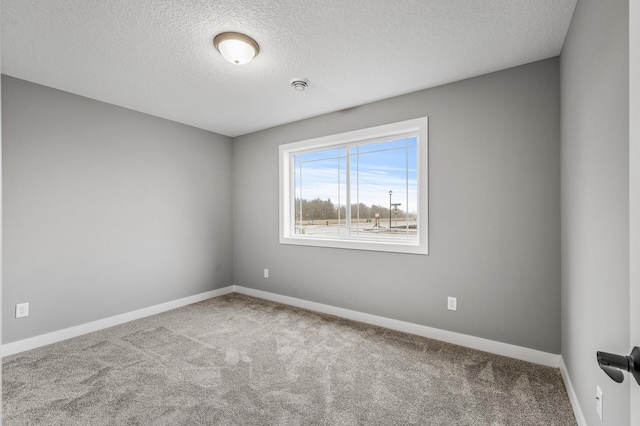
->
[559,356,587,426]
[232,285,561,368]
[1,286,234,357]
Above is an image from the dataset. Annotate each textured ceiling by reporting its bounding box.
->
[1,0,577,137]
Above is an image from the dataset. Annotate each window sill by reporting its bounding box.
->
[280,235,428,255]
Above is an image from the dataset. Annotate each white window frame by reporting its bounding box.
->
[279,117,428,255]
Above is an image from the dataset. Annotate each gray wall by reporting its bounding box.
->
[2,76,233,344]
[560,0,630,425]
[233,58,561,353]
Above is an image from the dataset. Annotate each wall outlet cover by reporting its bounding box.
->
[448,297,457,311]
[596,385,603,421]
[16,302,29,318]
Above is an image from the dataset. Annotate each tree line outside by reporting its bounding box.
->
[294,197,415,221]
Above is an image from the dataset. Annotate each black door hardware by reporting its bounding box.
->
[596,347,640,385]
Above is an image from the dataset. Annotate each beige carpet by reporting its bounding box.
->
[2,293,576,425]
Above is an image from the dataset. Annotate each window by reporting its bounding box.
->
[279,117,428,254]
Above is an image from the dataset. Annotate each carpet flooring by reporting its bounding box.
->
[2,293,576,425]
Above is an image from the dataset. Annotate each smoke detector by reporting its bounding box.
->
[290,78,309,91]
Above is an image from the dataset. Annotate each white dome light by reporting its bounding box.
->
[213,32,259,65]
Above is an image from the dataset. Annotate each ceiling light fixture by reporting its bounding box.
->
[213,32,260,65]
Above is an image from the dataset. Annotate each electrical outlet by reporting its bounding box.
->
[447,297,457,311]
[16,303,29,318]
[596,385,603,421]
[264,269,269,278]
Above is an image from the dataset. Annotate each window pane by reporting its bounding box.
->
[352,142,418,239]
[357,137,416,154]
[349,153,361,236]
[297,147,345,163]
[294,140,418,239]
[293,149,346,237]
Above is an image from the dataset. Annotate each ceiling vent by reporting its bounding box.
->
[290,78,309,91]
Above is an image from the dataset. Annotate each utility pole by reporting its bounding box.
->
[388,190,401,230]
[389,190,392,229]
